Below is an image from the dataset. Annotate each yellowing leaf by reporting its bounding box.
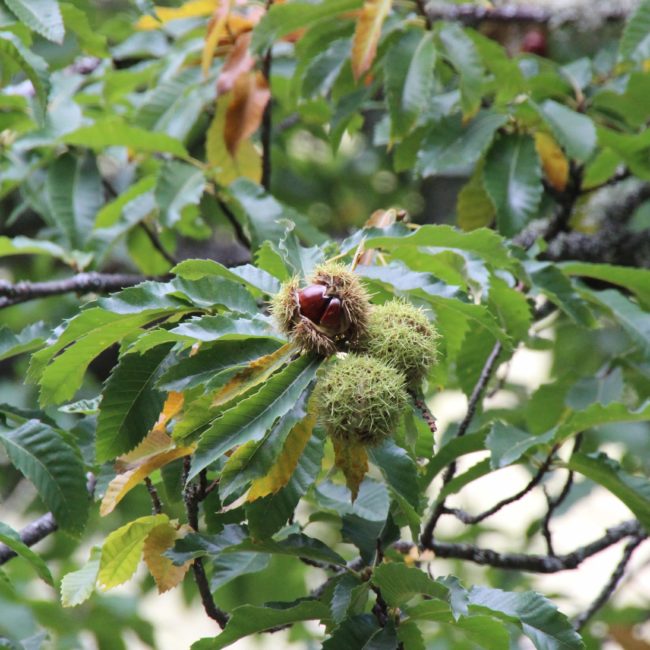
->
[98,515,168,590]
[247,411,317,501]
[332,437,369,501]
[202,1,231,78]
[211,343,293,408]
[101,445,196,516]
[224,71,271,156]
[535,132,569,192]
[137,0,216,30]
[143,523,192,593]
[207,100,262,185]
[155,391,185,431]
[351,0,393,81]
[217,32,255,95]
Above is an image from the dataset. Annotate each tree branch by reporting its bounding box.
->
[260,0,274,191]
[420,340,502,544]
[0,513,57,565]
[542,434,582,555]
[443,445,557,525]
[144,476,164,515]
[139,222,178,267]
[216,195,252,250]
[183,457,229,629]
[417,519,643,573]
[422,3,627,25]
[573,534,647,630]
[0,272,149,309]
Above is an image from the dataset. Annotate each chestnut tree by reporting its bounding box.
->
[1,0,650,648]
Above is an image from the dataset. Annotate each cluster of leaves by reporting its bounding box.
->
[1,0,650,648]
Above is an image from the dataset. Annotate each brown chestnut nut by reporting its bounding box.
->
[298,284,329,324]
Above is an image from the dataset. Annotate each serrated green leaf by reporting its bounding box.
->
[372,563,448,608]
[554,400,650,443]
[62,118,189,157]
[560,263,650,309]
[189,354,320,479]
[95,176,156,229]
[98,514,168,590]
[5,0,64,43]
[487,276,532,341]
[0,322,47,362]
[60,3,107,56]
[484,133,543,237]
[33,309,176,406]
[0,31,49,122]
[568,452,650,531]
[324,614,380,649]
[422,431,487,487]
[486,422,554,469]
[251,0,361,54]
[438,22,484,117]
[60,547,101,607]
[469,586,585,650]
[538,100,596,162]
[385,29,435,139]
[155,161,206,227]
[0,235,92,268]
[0,522,54,585]
[193,600,329,650]
[172,259,280,295]
[47,152,103,250]
[96,344,171,463]
[0,420,88,534]
[417,111,506,177]
[620,0,650,58]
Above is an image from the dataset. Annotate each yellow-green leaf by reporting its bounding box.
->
[143,523,192,593]
[201,1,231,78]
[247,410,317,501]
[137,0,216,30]
[211,342,293,408]
[534,132,569,192]
[351,0,393,80]
[100,445,196,516]
[97,515,168,590]
[61,547,101,607]
[206,95,262,186]
[332,437,369,501]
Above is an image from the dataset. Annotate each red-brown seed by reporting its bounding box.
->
[298,284,330,323]
[319,297,344,333]
[521,29,547,56]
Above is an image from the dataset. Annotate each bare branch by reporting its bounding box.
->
[183,457,229,629]
[144,476,164,515]
[139,222,178,267]
[418,519,643,573]
[0,272,149,309]
[0,513,58,565]
[216,195,252,250]
[422,3,627,25]
[420,340,503,544]
[574,534,647,630]
[542,435,582,555]
[444,445,557,525]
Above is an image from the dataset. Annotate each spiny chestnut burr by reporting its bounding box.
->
[362,299,439,386]
[271,262,371,356]
[316,354,408,447]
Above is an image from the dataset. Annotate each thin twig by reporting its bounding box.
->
[573,535,647,630]
[0,272,148,309]
[139,222,178,266]
[413,0,433,29]
[417,519,643,573]
[444,445,558,525]
[420,341,502,545]
[260,0,274,191]
[183,456,229,629]
[411,393,437,435]
[144,476,163,515]
[216,195,251,250]
[542,434,582,555]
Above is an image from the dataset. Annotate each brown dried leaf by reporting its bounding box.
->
[217,32,255,95]
[101,445,196,516]
[202,0,231,78]
[224,71,271,156]
[143,522,192,593]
